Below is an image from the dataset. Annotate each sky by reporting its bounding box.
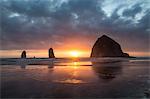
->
[0,0,150,57]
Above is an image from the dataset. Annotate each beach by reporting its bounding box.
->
[1,57,150,98]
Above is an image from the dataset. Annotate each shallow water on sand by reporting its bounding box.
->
[1,58,150,98]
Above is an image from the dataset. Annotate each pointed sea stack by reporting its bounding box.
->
[91,35,129,57]
[21,51,26,58]
[49,48,55,58]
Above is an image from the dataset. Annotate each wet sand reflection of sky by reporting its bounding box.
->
[52,62,96,84]
[1,59,149,98]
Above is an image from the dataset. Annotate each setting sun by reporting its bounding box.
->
[70,51,80,57]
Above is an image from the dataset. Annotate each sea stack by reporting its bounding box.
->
[91,35,129,57]
[48,48,55,58]
[21,51,26,58]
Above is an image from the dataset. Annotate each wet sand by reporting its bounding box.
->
[1,58,150,98]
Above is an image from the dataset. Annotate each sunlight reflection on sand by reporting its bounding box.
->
[53,79,86,84]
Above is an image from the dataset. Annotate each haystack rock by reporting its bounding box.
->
[21,51,26,58]
[91,35,129,57]
[49,48,55,58]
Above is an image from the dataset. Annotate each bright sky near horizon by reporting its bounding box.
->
[0,50,149,58]
[0,0,150,57]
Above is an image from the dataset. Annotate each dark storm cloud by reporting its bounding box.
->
[0,0,149,52]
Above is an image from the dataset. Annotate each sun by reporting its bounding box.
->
[70,51,80,57]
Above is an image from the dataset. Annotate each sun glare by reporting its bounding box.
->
[70,51,80,57]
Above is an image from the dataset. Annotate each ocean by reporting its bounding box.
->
[0,57,150,98]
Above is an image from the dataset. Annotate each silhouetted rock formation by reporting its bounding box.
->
[21,51,26,58]
[91,35,129,57]
[49,48,55,58]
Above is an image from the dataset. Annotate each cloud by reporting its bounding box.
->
[0,0,149,52]
[122,3,142,18]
